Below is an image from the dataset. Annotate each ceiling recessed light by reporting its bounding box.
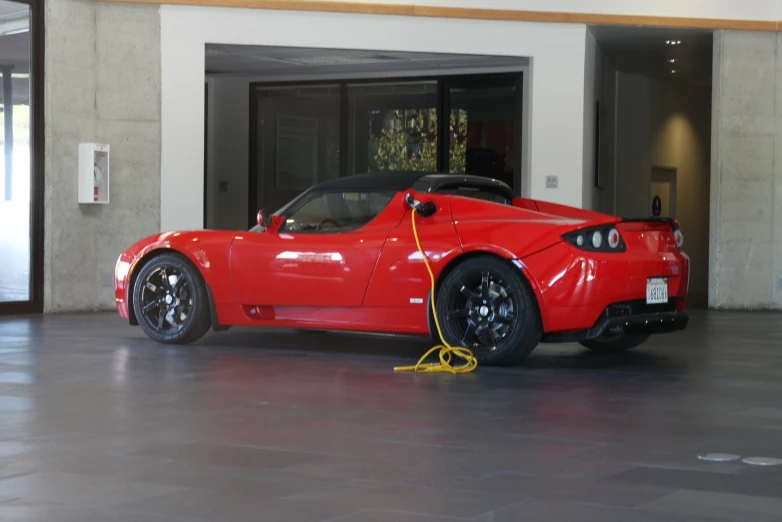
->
[668,58,678,63]
[666,40,681,45]
[671,69,677,73]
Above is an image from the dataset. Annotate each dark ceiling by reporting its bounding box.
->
[205,44,527,79]
[590,25,714,88]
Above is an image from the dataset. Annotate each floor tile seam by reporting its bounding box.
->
[319,506,488,522]
[633,488,782,519]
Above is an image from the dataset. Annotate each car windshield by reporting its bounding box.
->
[248,178,511,231]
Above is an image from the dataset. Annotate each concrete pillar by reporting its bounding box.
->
[44,0,161,312]
[710,30,781,310]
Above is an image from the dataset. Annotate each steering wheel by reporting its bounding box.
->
[316,218,341,231]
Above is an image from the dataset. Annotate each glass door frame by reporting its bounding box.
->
[245,71,523,228]
[0,0,44,315]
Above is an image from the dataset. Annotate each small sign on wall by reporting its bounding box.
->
[78,143,110,204]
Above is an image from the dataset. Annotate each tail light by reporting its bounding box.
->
[607,228,621,249]
[673,228,683,248]
[563,225,626,252]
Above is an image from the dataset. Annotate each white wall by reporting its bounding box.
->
[315,0,782,21]
[615,72,712,305]
[160,6,587,232]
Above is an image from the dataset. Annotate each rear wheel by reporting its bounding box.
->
[132,253,211,344]
[435,256,541,365]
[579,331,650,353]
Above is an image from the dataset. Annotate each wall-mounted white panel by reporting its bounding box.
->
[77,142,110,205]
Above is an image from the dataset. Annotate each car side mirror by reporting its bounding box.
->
[258,209,271,229]
[257,209,284,232]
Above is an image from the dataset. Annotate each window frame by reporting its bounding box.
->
[0,0,45,316]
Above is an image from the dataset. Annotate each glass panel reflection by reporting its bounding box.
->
[348,81,437,174]
[449,81,516,190]
[0,1,31,303]
[254,84,341,213]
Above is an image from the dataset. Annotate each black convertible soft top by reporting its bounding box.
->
[311,171,514,201]
[312,171,428,193]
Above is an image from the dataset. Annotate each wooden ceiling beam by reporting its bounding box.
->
[97,0,781,32]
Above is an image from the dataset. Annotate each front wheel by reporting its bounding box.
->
[579,332,650,353]
[435,256,541,365]
[132,253,211,344]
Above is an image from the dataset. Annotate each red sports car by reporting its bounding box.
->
[114,171,689,365]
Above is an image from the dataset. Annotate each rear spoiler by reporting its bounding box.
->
[620,216,680,228]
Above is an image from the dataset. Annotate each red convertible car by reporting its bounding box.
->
[114,171,689,365]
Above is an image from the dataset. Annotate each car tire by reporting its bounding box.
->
[132,253,211,345]
[435,255,541,366]
[579,333,650,353]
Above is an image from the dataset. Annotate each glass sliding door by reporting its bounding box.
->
[249,84,341,222]
[0,0,42,314]
[447,76,521,190]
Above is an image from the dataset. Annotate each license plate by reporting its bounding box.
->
[646,277,668,304]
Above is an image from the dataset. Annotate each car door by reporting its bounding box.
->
[229,189,404,308]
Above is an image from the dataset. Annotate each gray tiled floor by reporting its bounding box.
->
[0,310,781,521]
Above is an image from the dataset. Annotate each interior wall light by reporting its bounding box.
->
[671,69,677,74]
[668,58,678,63]
[666,40,682,45]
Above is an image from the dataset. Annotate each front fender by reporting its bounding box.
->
[118,230,236,326]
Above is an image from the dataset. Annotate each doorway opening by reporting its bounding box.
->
[650,165,678,218]
[204,45,526,230]
[589,25,713,308]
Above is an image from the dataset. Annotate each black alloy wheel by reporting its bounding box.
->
[132,253,211,344]
[436,255,541,365]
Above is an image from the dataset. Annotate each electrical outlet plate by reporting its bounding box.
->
[101,269,113,287]
[777,276,782,290]
[545,175,558,189]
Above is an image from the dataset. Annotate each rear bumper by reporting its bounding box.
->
[520,240,690,334]
[541,311,689,343]
[540,298,689,343]
[586,311,688,339]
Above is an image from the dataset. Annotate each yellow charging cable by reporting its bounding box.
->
[394,207,478,374]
